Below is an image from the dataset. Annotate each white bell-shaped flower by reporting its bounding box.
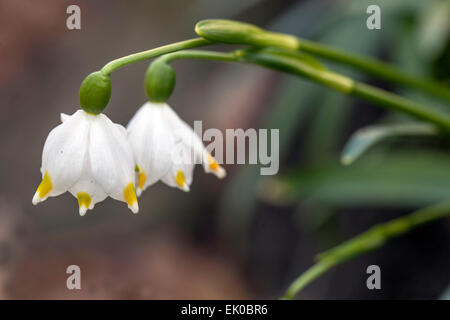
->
[32,110,139,215]
[127,102,226,195]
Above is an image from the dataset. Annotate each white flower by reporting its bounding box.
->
[127,102,226,195]
[32,110,139,215]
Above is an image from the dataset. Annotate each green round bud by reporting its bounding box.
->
[195,19,300,50]
[145,60,176,103]
[79,71,111,114]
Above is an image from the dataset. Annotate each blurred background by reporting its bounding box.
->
[0,0,449,299]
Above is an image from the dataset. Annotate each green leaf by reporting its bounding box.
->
[341,123,438,165]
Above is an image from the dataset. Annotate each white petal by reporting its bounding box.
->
[89,113,138,213]
[162,103,226,179]
[68,157,107,216]
[127,102,175,194]
[32,192,41,205]
[36,110,89,202]
[161,142,195,192]
[115,123,127,137]
[60,113,69,123]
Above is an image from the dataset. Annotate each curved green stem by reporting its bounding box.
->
[238,50,450,131]
[156,49,450,130]
[352,83,450,128]
[158,50,239,64]
[99,34,450,103]
[101,38,212,75]
[296,39,450,102]
[195,19,450,101]
[282,201,450,300]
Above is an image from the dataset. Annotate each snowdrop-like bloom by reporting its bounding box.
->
[32,110,138,215]
[127,102,226,195]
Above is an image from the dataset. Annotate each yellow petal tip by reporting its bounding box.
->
[175,170,190,192]
[34,170,53,204]
[77,192,92,216]
[138,171,147,194]
[207,155,226,179]
[124,182,138,213]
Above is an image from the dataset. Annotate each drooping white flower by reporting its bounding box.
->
[127,102,226,195]
[32,110,139,215]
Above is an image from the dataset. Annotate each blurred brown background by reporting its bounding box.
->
[0,0,449,299]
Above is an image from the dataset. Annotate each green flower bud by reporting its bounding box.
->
[195,19,300,50]
[145,59,176,103]
[79,71,112,114]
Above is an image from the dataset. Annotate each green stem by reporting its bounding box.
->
[296,39,450,102]
[239,50,450,131]
[282,201,450,300]
[101,38,212,75]
[195,19,450,101]
[352,83,450,129]
[154,49,450,130]
[99,34,450,102]
[159,50,239,64]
